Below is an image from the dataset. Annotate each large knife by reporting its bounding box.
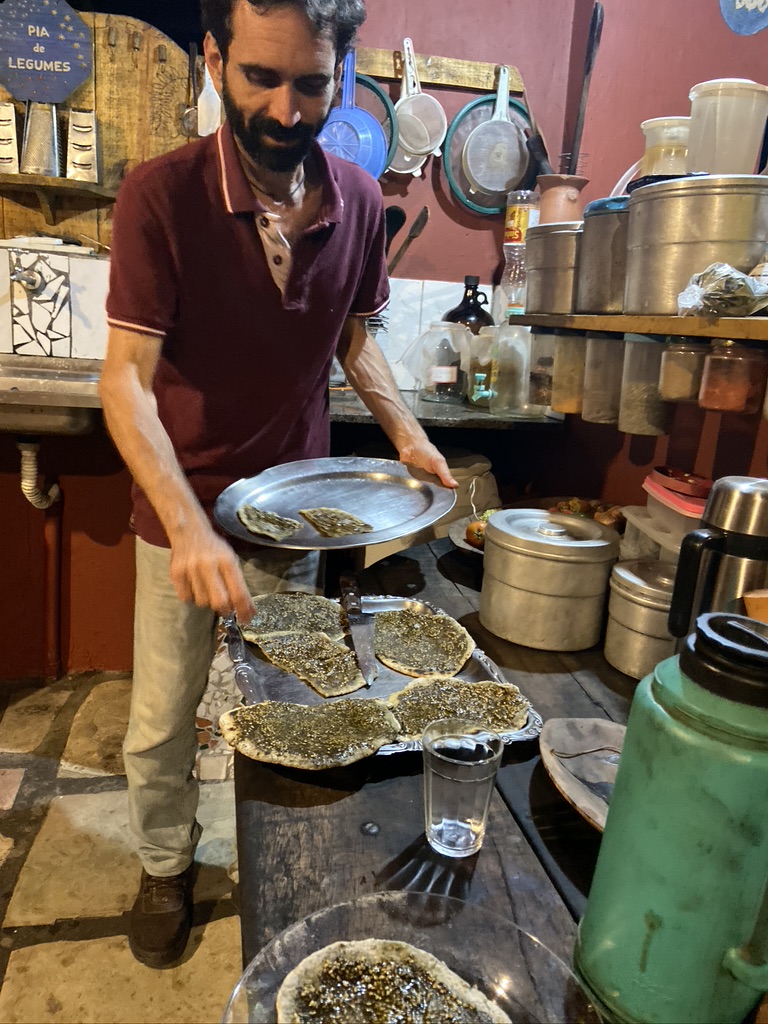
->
[339,574,378,688]
[224,614,266,705]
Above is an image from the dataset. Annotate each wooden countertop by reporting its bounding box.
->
[233,537,634,971]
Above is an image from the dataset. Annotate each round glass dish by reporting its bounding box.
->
[221,891,602,1023]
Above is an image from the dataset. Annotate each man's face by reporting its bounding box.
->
[205,0,340,172]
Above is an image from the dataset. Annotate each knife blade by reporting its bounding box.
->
[387,205,429,276]
[339,574,378,688]
[224,614,266,705]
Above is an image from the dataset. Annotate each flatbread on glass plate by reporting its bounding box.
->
[219,699,400,770]
[242,592,347,643]
[387,675,530,741]
[253,632,365,698]
[373,609,475,677]
[275,938,512,1023]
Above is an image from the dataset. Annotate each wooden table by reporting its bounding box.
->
[234,537,636,969]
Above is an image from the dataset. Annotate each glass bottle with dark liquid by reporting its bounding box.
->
[443,275,495,335]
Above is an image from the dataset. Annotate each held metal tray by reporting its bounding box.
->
[225,596,543,755]
[214,457,456,550]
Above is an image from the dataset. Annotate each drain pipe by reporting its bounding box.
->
[18,438,62,680]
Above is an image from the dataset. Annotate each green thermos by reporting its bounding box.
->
[574,613,768,1023]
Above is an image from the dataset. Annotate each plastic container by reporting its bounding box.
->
[529,328,556,407]
[551,329,587,414]
[467,325,496,407]
[494,243,527,320]
[504,189,540,245]
[643,474,706,538]
[659,337,709,402]
[618,333,673,435]
[686,78,768,174]
[604,559,677,680]
[488,322,527,416]
[639,117,690,175]
[581,332,625,424]
[698,340,768,414]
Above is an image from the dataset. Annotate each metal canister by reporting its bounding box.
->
[525,221,583,314]
[603,559,676,679]
[479,509,619,651]
[575,196,629,313]
[623,174,768,315]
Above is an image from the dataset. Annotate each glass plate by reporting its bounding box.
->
[221,891,602,1023]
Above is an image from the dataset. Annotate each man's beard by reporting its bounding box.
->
[221,78,330,173]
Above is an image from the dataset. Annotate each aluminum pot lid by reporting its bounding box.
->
[485,509,620,562]
[526,221,583,237]
[628,173,768,204]
[610,559,677,602]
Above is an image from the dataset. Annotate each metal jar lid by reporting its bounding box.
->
[610,559,676,611]
[485,509,619,563]
[583,196,629,218]
[526,220,583,237]
[628,174,768,206]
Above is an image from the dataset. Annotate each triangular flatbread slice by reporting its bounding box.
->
[242,592,346,643]
[219,699,400,770]
[275,938,512,1023]
[388,675,530,741]
[236,504,301,542]
[374,609,475,677]
[299,507,373,537]
[254,631,365,697]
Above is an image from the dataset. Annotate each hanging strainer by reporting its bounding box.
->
[462,66,527,195]
[317,50,388,180]
[394,38,447,157]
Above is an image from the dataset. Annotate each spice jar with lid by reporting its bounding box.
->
[551,329,587,414]
[659,337,709,402]
[582,331,625,424]
[529,328,556,407]
[618,333,673,435]
[698,340,768,414]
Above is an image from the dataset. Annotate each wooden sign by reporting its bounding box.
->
[719,0,768,35]
[0,0,93,102]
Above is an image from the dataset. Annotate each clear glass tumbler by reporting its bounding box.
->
[422,718,503,858]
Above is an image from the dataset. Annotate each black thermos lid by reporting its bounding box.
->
[680,613,768,708]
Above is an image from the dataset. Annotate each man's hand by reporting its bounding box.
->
[398,439,458,488]
[169,524,255,622]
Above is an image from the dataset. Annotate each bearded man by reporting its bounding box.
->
[100,0,456,967]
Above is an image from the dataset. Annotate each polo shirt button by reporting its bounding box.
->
[273,255,283,266]
[259,216,269,228]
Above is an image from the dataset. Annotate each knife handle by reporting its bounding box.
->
[339,573,362,615]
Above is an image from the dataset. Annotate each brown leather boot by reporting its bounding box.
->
[128,865,194,967]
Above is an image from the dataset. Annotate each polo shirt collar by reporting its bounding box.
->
[216,122,344,224]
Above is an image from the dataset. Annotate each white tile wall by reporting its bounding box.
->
[70,256,109,360]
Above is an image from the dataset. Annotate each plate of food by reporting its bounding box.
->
[214,457,456,550]
[222,891,601,1024]
[219,592,542,768]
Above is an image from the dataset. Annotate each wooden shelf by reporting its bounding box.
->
[356,47,523,93]
[0,173,117,226]
[517,313,768,343]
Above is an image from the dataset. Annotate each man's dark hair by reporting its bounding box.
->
[200,0,366,59]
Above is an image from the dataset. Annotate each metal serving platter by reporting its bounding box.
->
[214,457,456,550]
[225,596,543,756]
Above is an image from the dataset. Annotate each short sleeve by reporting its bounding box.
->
[349,195,389,317]
[106,166,179,338]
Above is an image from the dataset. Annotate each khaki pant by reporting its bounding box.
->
[124,536,322,876]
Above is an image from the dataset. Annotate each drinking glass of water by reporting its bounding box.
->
[422,718,504,858]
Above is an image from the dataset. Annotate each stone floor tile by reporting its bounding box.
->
[0,767,25,809]
[0,915,242,1024]
[0,833,13,869]
[4,783,236,927]
[0,685,70,754]
[58,680,132,778]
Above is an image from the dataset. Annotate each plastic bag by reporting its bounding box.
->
[677,261,768,317]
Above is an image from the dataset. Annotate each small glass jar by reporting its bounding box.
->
[582,331,625,424]
[488,323,527,416]
[659,337,709,402]
[529,328,556,407]
[618,333,673,435]
[551,330,587,414]
[698,340,768,414]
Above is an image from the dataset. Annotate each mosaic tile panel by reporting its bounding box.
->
[0,253,11,354]
[8,249,72,357]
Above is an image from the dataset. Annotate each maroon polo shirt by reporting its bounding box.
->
[107,123,389,548]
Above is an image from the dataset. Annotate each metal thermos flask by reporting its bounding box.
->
[574,613,768,1023]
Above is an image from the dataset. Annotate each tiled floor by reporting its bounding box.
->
[0,673,243,1024]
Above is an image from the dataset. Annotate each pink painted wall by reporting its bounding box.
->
[579,0,768,205]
